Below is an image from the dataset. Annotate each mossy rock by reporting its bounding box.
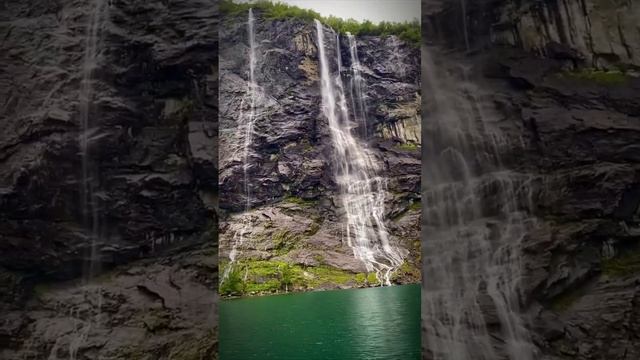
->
[167,331,218,360]
[283,195,318,207]
[549,289,585,312]
[394,142,420,152]
[272,229,301,255]
[601,249,640,277]
[220,260,381,296]
[557,68,630,85]
[305,222,321,236]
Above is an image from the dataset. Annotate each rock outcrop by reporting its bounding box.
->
[0,0,218,358]
[422,0,640,359]
[425,0,640,70]
[219,12,421,295]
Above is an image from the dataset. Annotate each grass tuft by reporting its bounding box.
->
[602,250,640,277]
[395,142,420,151]
[558,68,630,85]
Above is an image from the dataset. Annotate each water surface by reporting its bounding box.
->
[220,284,421,360]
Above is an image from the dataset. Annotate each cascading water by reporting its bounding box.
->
[79,0,107,281]
[346,33,368,137]
[224,8,259,281]
[67,1,108,358]
[315,20,404,286]
[460,0,470,52]
[421,47,538,359]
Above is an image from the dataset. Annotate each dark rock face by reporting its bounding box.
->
[0,0,218,358]
[422,0,640,359]
[424,0,640,69]
[219,12,421,291]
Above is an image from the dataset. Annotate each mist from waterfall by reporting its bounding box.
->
[224,8,259,281]
[421,47,538,359]
[315,20,404,286]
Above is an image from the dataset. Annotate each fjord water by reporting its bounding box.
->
[220,285,421,360]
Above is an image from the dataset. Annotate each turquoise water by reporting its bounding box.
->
[220,284,421,360]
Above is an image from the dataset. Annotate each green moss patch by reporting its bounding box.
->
[272,229,301,255]
[219,260,385,296]
[602,250,640,277]
[391,261,421,282]
[408,200,421,211]
[284,196,317,207]
[557,68,630,85]
[549,288,585,312]
[394,142,420,152]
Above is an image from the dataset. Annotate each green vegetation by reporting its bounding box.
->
[305,221,321,236]
[163,97,194,124]
[301,139,314,153]
[354,272,379,284]
[601,250,640,277]
[408,200,421,211]
[32,283,52,298]
[395,142,420,151]
[549,290,583,312]
[391,261,421,282]
[558,68,630,85]
[221,0,421,46]
[272,229,301,255]
[219,260,391,296]
[219,266,247,295]
[284,195,317,207]
[166,331,217,360]
[279,263,295,291]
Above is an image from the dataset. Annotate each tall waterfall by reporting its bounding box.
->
[67,1,109,358]
[460,0,470,52]
[346,33,368,137]
[79,0,107,281]
[315,20,404,286]
[421,48,537,359]
[224,8,259,281]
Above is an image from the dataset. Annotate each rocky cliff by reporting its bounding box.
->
[0,0,218,358]
[219,11,421,295]
[422,0,640,359]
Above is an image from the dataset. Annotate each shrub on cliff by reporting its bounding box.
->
[221,0,420,46]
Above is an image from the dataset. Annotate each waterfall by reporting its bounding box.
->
[422,47,537,359]
[68,0,109,358]
[346,33,369,138]
[79,0,107,281]
[224,8,259,281]
[315,20,404,286]
[460,0,470,52]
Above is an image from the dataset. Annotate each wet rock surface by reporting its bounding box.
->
[423,0,640,358]
[0,0,218,358]
[219,12,421,292]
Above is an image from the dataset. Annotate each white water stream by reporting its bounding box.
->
[66,0,108,358]
[422,47,538,359]
[346,33,369,138]
[79,0,107,281]
[224,8,260,281]
[315,20,404,286]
